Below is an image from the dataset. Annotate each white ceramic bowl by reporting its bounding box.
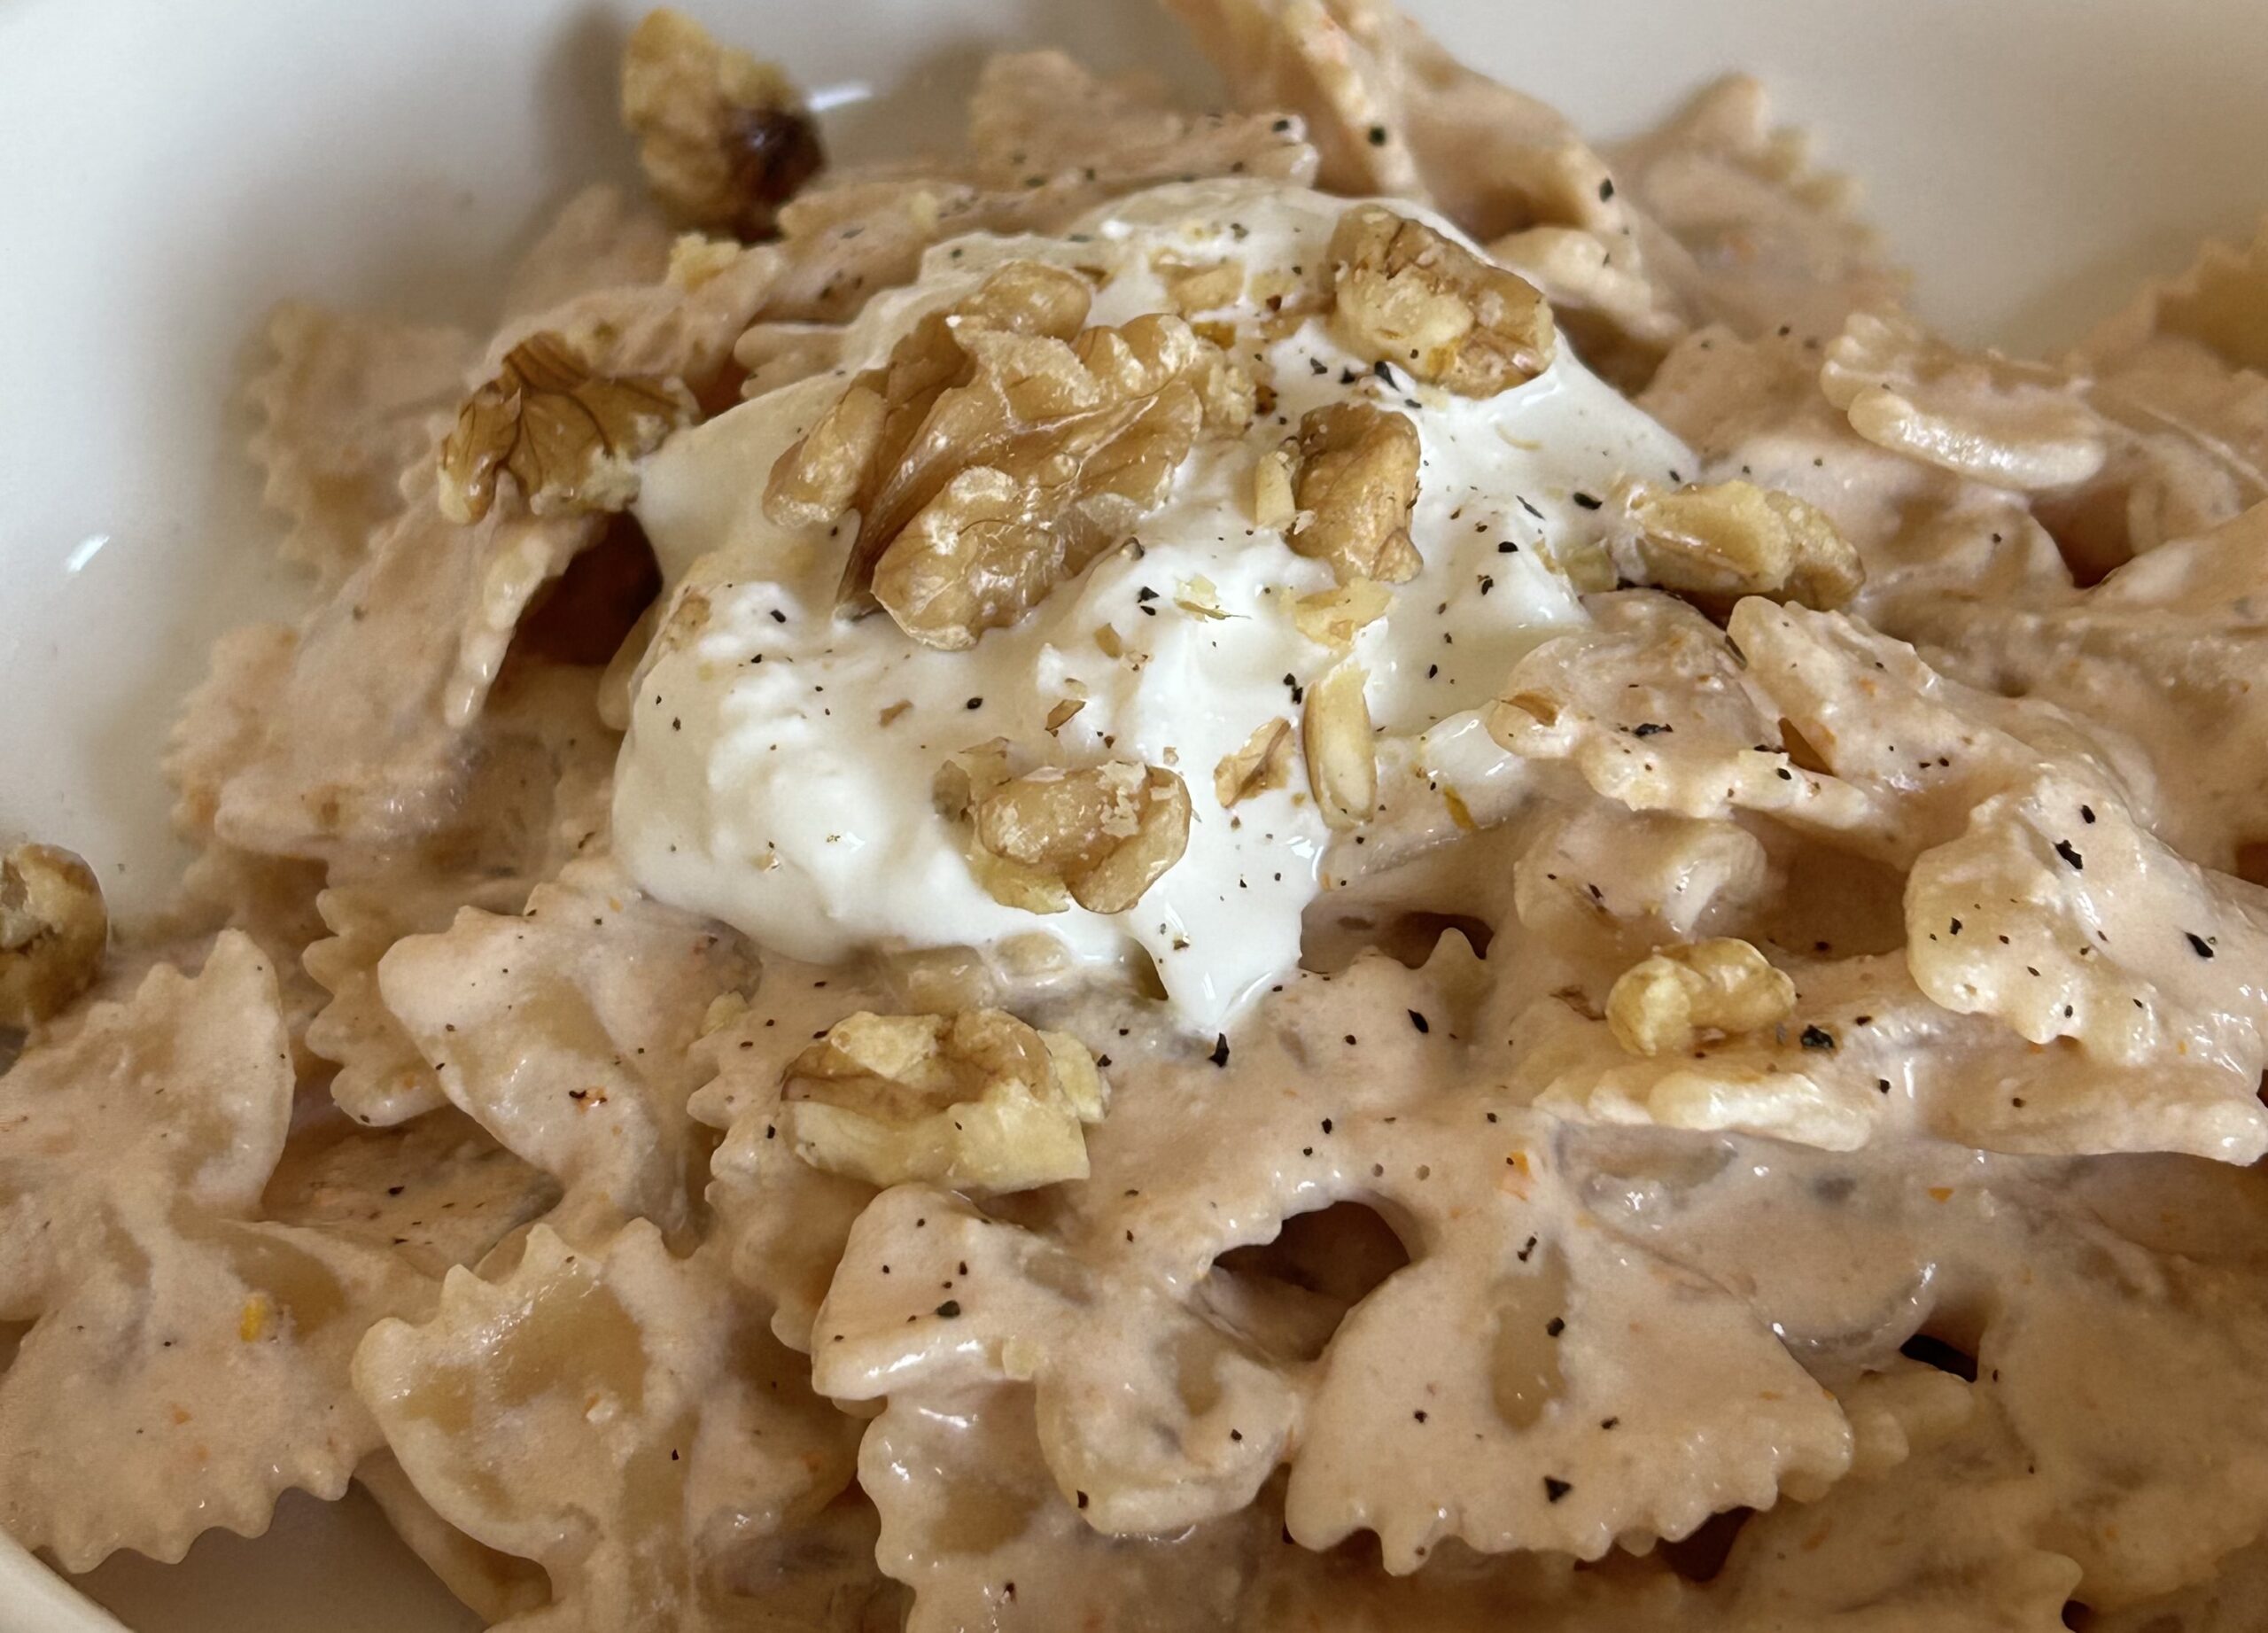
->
[3,1,2264,1627]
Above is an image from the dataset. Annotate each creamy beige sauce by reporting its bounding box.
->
[19,5,2268,1630]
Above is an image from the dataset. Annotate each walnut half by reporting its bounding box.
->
[1328,204,1556,397]
[1286,402,1422,586]
[969,760,1192,914]
[766,260,1254,650]
[0,844,106,1029]
[619,9,823,238]
[781,1009,1107,1192]
[1606,938,1796,1057]
[438,332,696,525]
[1612,478,1863,613]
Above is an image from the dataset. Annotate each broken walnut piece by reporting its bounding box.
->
[438,332,696,525]
[619,8,823,238]
[1292,578,1393,649]
[1614,478,1864,612]
[970,761,1192,914]
[1214,719,1296,808]
[1328,203,1556,397]
[1606,937,1797,1057]
[765,260,1254,650]
[1156,257,1246,315]
[1301,662,1377,830]
[1287,402,1422,586]
[781,1008,1107,1193]
[1252,447,1298,530]
[0,844,106,1029]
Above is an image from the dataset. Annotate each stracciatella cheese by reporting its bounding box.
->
[615,180,1691,1030]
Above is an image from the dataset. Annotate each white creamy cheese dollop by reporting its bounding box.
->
[615,180,1693,1031]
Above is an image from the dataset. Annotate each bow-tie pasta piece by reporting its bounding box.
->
[860,1387,1278,1633]
[860,1383,1695,1633]
[1487,592,1872,828]
[0,933,432,1568]
[1640,326,1959,555]
[1896,502,2268,874]
[1565,1127,2268,1610]
[376,858,756,1240]
[304,658,621,1129]
[1603,74,1900,342]
[1492,593,2146,867]
[1906,768,2268,1147]
[1275,1108,1850,1569]
[816,954,1852,1573]
[500,184,677,323]
[2064,220,2268,563]
[816,1186,1298,1533]
[355,1450,552,1627]
[353,1221,866,1633]
[159,622,335,1033]
[245,300,477,588]
[1507,803,1775,979]
[762,49,1316,325]
[1985,1241,2268,1606]
[1164,0,1880,378]
[1160,0,1425,199]
[211,240,770,864]
[1705,1379,2084,1630]
[1520,948,2267,1162]
[206,491,605,861]
[1717,598,2149,845]
[263,1107,561,1278]
[691,961,890,1350]
[1818,306,2108,491]
[307,875,526,1127]
[1634,323,2079,638]
[2087,1537,2268,1633]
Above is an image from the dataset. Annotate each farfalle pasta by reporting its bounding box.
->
[14,4,2268,1629]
